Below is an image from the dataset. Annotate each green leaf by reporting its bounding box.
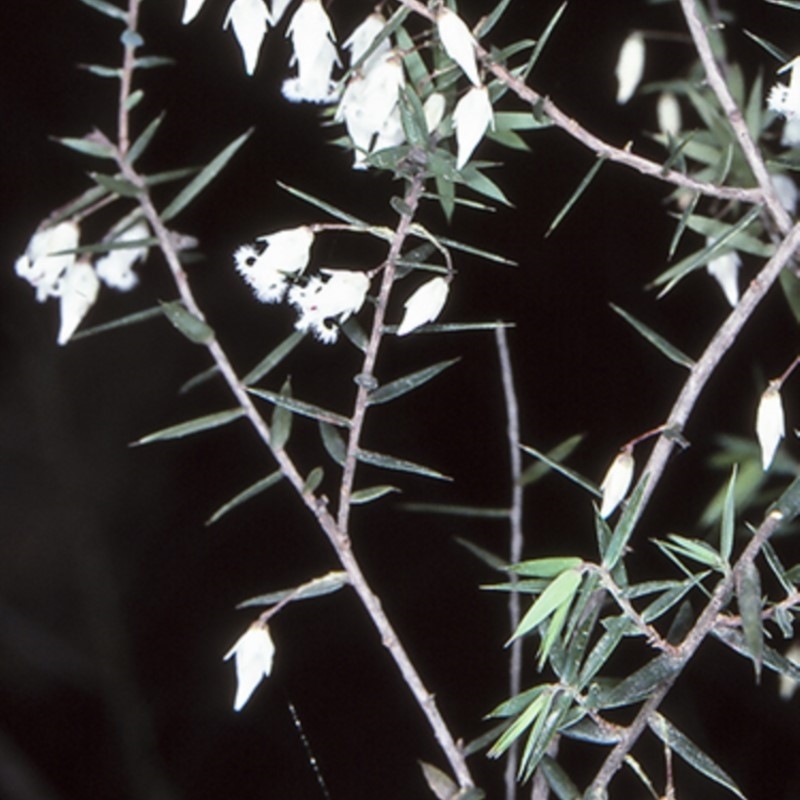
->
[247,387,351,428]
[519,433,584,487]
[395,25,430,91]
[418,760,458,800]
[79,63,122,78]
[49,185,109,225]
[318,421,347,466]
[133,56,175,70]
[510,557,583,579]
[179,365,220,395]
[71,306,162,340]
[454,537,508,571]
[519,690,572,781]
[488,690,549,758]
[237,570,349,609]
[596,654,681,709]
[678,213,774,257]
[736,559,764,681]
[242,331,304,385]
[649,713,745,799]
[367,358,459,405]
[720,465,737,565]
[518,1,567,80]
[125,89,144,111]
[304,466,324,494]
[419,228,516,265]
[510,568,582,643]
[655,533,726,571]
[520,442,600,497]
[602,476,648,571]
[77,0,127,21]
[713,626,800,683]
[401,503,509,519]
[458,165,514,207]
[356,449,451,481]
[640,573,708,624]
[90,171,140,197]
[54,135,116,159]
[278,181,374,229]
[159,300,214,344]
[610,304,695,369]
[779,267,800,324]
[133,408,244,446]
[475,0,514,38]
[546,157,606,236]
[577,619,629,688]
[351,485,400,505]
[126,112,166,164]
[397,86,429,148]
[161,129,253,222]
[271,379,293,451]
[206,470,283,525]
[539,754,581,800]
[742,28,789,62]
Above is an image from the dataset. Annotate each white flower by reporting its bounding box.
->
[657,91,681,138]
[58,261,100,345]
[436,7,480,87]
[269,0,292,25]
[756,382,785,470]
[768,56,800,119]
[453,85,494,170]
[288,269,370,343]
[779,641,800,700]
[373,107,405,153]
[706,239,741,308]
[781,116,800,148]
[95,221,150,291]
[234,225,314,303]
[343,12,391,72]
[397,277,449,336]
[423,93,446,135]
[223,622,275,712]
[615,31,645,105]
[282,0,340,104]
[599,447,634,519]
[15,221,80,302]
[772,173,798,215]
[182,0,208,24]
[224,0,271,76]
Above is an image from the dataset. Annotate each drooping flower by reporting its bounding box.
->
[283,0,340,104]
[397,277,449,336]
[234,225,314,303]
[781,116,800,148]
[778,641,800,700]
[768,56,800,119]
[756,382,785,470]
[599,447,634,519]
[343,12,391,72]
[423,92,446,135]
[657,91,681,138]
[436,7,480,87]
[615,31,645,105]
[706,240,741,308]
[288,269,371,343]
[373,107,405,154]
[223,622,275,712]
[453,85,494,170]
[57,261,100,346]
[224,0,271,76]
[772,173,798,215]
[182,0,208,24]
[95,221,150,291]
[15,221,80,302]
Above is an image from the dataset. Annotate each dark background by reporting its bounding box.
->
[2,1,800,798]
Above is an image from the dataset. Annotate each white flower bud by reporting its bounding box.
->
[599,447,634,519]
[223,622,275,712]
[768,56,800,119]
[58,261,100,345]
[182,0,208,24]
[224,0,271,76]
[772,173,798,215]
[615,31,645,105]
[397,277,449,336]
[423,92,446,134]
[436,7,480,87]
[453,85,494,170]
[95,221,149,292]
[343,12,391,72]
[657,91,681,138]
[706,239,741,308]
[15,221,80,302]
[756,382,785,470]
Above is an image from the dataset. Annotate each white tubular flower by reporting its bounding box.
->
[756,382,785,471]
[343,12,390,72]
[234,226,314,303]
[779,641,800,701]
[269,0,292,25]
[599,447,634,519]
[288,269,370,343]
[781,116,800,148]
[423,92,446,135]
[283,0,340,104]
[657,91,681,138]
[453,85,494,170]
[615,31,645,105]
[182,0,208,24]
[57,261,100,346]
[769,56,800,119]
[15,221,80,303]
[705,239,741,308]
[436,7,480,87]
[224,0,271,76]
[373,107,405,153]
[397,277,449,336]
[223,622,275,712]
[772,173,798,215]
[95,221,150,292]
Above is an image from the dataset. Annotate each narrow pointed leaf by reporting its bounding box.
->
[602,476,648,570]
[540,754,581,800]
[356,449,451,481]
[510,568,581,643]
[488,691,548,758]
[510,557,583,579]
[90,172,141,197]
[127,112,166,164]
[596,654,681,709]
[459,166,514,207]
[713,626,800,682]
[351,485,400,505]
[79,63,122,78]
[519,690,572,781]
[742,28,789,62]
[50,185,109,225]
[368,358,460,406]
[679,213,774,257]
[71,306,162,340]
[304,467,324,494]
[520,442,600,497]
[546,157,606,237]
[278,181,372,229]
[454,537,508,571]
[720,465,737,564]
[271,380,293,451]
[133,56,175,70]
[418,761,458,800]
[125,89,144,111]
[77,0,127,21]
[401,502,509,519]
[206,470,283,525]
[475,0,514,37]
[318,421,347,466]
[134,408,244,445]
[247,387,351,428]
[243,331,304,386]
[237,571,349,609]
[659,533,725,571]
[55,136,116,159]
[423,229,517,265]
[736,559,764,681]
[520,433,584,487]
[159,300,214,344]
[179,365,220,395]
[610,304,695,369]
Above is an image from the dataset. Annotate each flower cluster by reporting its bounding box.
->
[14,219,150,345]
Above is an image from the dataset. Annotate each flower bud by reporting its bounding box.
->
[706,241,741,308]
[599,447,634,519]
[657,91,681,138]
[223,622,275,712]
[436,7,480,87]
[423,93,446,135]
[58,261,100,345]
[223,0,271,76]
[397,277,449,336]
[453,85,494,170]
[615,31,645,105]
[756,382,785,470]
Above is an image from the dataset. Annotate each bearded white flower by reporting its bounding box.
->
[397,277,449,336]
[453,85,494,170]
[58,261,100,346]
[436,7,480,87]
[657,91,681,138]
[234,225,314,303]
[283,0,340,104]
[615,31,645,105]
[769,56,800,119]
[15,221,80,302]
[288,269,370,343]
[95,221,150,291]
[343,12,391,72]
[182,0,208,24]
[706,239,741,307]
[772,173,798,215]
[756,382,785,470]
[224,622,275,712]
[423,93,446,135]
[599,447,634,519]
[224,0,271,75]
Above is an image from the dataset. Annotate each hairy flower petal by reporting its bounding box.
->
[224,0,271,76]
[768,56,800,119]
[453,85,494,170]
[95,221,149,291]
[599,448,634,519]
[15,221,80,302]
[397,277,449,336]
[436,7,480,87]
[615,31,645,105]
[224,623,275,712]
[756,383,785,470]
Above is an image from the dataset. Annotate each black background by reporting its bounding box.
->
[2,1,800,798]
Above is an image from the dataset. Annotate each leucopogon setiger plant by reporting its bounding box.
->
[11,0,800,798]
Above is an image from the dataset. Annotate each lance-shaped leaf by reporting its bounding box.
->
[455,537,507,571]
[247,387,351,428]
[736,559,764,681]
[206,470,283,525]
[649,713,746,800]
[418,761,458,800]
[510,557,583,579]
[90,172,140,197]
[602,476,647,570]
[55,135,116,160]
[303,467,325,494]
[520,433,583,487]
[133,408,244,445]
[720,465,737,565]
[367,358,459,406]
[520,442,600,497]
[540,754,581,800]
[713,626,800,683]
[160,300,214,344]
[488,688,550,759]
[72,306,162,340]
[654,533,726,572]
[278,181,374,230]
[402,502,508,519]
[318,421,347,466]
[126,112,166,164]
[595,654,681,709]
[237,571,350,609]
[546,156,606,236]
[271,379,293,450]
[640,573,708,624]
[77,0,127,21]
[243,330,304,386]
[356,449,451,481]
[510,568,582,643]
[610,304,695,369]
[351,485,400,505]
[179,365,220,395]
